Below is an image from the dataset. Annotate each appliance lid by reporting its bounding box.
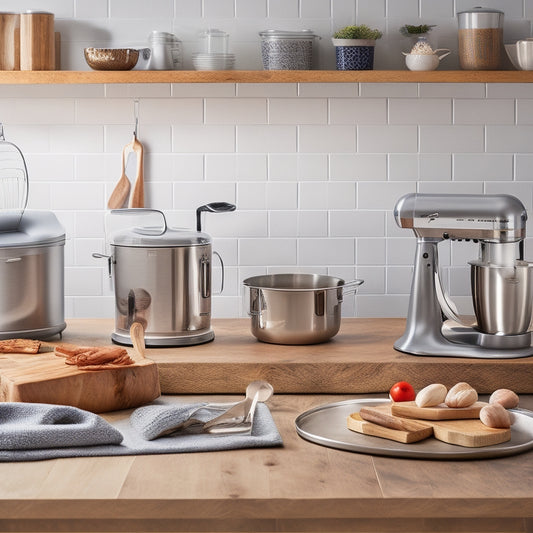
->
[0,210,65,248]
[111,226,212,247]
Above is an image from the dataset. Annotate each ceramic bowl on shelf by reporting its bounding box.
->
[84,48,139,71]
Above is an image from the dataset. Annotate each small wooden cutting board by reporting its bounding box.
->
[0,350,161,413]
[348,404,511,448]
[347,412,433,443]
[390,401,486,420]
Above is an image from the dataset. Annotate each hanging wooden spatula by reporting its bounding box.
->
[128,134,144,208]
[107,143,131,209]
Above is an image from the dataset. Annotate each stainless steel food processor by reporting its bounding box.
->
[394,193,533,359]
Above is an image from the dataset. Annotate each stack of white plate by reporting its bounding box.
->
[192,53,235,70]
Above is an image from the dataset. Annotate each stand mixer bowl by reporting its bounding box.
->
[470,260,533,335]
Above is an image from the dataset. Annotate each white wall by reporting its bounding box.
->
[1,0,532,319]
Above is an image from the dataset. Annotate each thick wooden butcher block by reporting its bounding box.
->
[0,349,160,413]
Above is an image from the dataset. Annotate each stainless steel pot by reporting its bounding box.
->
[0,210,66,339]
[243,273,363,345]
[94,204,234,347]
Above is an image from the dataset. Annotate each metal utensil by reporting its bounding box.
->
[153,380,274,438]
[202,380,274,430]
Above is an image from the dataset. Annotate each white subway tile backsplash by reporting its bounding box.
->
[454,99,514,125]
[237,125,297,152]
[486,126,533,153]
[240,238,297,265]
[358,125,418,153]
[172,125,235,152]
[0,99,75,125]
[330,98,386,125]
[173,182,236,208]
[267,182,298,209]
[419,84,485,98]
[453,154,513,181]
[206,98,267,124]
[330,154,387,181]
[357,181,415,210]
[419,125,484,153]
[9,0,533,320]
[357,238,386,265]
[297,154,328,180]
[299,238,355,265]
[389,99,452,125]
[299,125,356,153]
[298,83,358,97]
[330,210,385,237]
[269,98,327,124]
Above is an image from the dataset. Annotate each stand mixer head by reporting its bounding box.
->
[394,193,533,359]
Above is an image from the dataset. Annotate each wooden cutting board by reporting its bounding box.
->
[348,404,511,448]
[0,350,161,413]
[390,401,486,420]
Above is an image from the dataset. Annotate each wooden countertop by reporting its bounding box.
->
[1,393,532,532]
[58,318,533,394]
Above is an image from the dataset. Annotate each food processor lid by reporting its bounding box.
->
[0,210,65,247]
[111,226,211,247]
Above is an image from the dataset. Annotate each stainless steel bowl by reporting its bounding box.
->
[470,260,533,335]
[243,273,363,345]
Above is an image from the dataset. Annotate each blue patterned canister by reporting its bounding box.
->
[332,39,376,70]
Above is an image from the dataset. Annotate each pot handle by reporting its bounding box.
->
[213,251,225,295]
[110,208,168,236]
[92,253,113,277]
[342,279,364,295]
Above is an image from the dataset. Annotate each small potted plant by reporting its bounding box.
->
[332,24,383,70]
[400,24,436,50]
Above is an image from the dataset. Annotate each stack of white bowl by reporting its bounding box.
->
[193,29,235,71]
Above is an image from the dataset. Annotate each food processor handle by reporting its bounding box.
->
[196,202,236,231]
[110,208,167,235]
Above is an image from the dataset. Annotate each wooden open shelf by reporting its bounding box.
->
[1,69,533,84]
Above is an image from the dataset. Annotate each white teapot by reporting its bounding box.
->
[402,49,450,71]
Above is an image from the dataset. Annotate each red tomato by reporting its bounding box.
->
[389,381,416,402]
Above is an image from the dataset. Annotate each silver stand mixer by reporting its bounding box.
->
[394,193,533,359]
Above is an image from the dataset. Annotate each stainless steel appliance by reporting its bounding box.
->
[243,273,363,345]
[394,193,533,359]
[95,204,234,347]
[0,210,66,339]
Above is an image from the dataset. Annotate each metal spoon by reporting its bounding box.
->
[202,380,274,430]
[153,380,274,438]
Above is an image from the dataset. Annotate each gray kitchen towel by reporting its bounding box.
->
[0,403,124,450]
[0,398,282,462]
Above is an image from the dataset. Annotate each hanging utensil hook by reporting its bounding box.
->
[133,98,140,138]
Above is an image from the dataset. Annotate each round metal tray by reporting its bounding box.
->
[295,398,533,460]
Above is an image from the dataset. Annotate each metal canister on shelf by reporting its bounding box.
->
[20,10,55,70]
[148,31,182,70]
[457,6,504,70]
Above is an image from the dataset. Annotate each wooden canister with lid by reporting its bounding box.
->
[20,10,55,70]
[0,13,20,70]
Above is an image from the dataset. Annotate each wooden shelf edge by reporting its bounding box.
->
[0,69,533,84]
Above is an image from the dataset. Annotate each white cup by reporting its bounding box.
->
[516,38,533,70]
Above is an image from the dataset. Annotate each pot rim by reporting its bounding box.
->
[243,273,363,292]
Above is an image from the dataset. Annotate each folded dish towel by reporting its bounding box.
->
[130,402,208,440]
[0,398,282,462]
[0,403,124,450]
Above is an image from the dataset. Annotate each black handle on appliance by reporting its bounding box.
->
[196,202,236,231]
